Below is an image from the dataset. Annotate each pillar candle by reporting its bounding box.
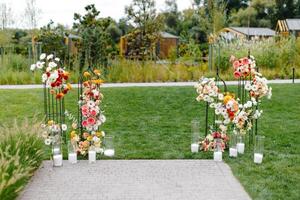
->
[53,154,63,167]
[214,151,222,162]
[191,143,199,153]
[237,143,245,154]
[229,148,238,157]
[104,149,115,157]
[68,153,77,164]
[254,153,263,164]
[88,150,96,163]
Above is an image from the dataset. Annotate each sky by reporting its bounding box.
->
[2,0,194,28]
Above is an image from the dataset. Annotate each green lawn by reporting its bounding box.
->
[0,84,299,200]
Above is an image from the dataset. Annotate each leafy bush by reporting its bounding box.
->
[0,119,44,200]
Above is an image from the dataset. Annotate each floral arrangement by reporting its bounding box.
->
[41,120,67,145]
[231,55,256,79]
[195,55,272,151]
[30,53,71,99]
[74,69,106,155]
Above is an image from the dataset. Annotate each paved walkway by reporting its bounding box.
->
[0,79,299,89]
[18,160,251,200]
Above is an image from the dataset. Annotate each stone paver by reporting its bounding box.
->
[0,79,299,89]
[18,160,251,200]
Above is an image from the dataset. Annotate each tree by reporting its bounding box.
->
[73,4,112,69]
[24,0,41,29]
[125,0,164,60]
[0,3,14,29]
[162,0,180,34]
[229,0,276,28]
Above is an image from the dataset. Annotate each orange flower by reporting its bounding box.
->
[56,92,64,99]
[66,83,72,90]
[91,79,104,85]
[50,89,55,94]
[93,69,101,75]
[83,81,90,87]
[83,71,91,77]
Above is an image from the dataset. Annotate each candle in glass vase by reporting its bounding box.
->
[53,147,60,154]
[191,143,199,153]
[229,148,238,157]
[214,151,222,162]
[104,149,115,157]
[68,153,77,164]
[237,143,245,154]
[88,150,96,163]
[53,154,63,167]
[254,153,263,164]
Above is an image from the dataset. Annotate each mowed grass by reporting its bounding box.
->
[0,84,299,199]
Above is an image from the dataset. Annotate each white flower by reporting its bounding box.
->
[101,131,105,137]
[93,136,100,143]
[36,61,44,69]
[203,95,210,102]
[61,124,67,131]
[44,138,51,145]
[215,108,221,115]
[40,53,46,60]
[87,101,95,108]
[54,57,60,62]
[220,124,227,132]
[49,61,57,68]
[251,85,258,91]
[42,73,48,83]
[245,83,251,91]
[30,64,36,71]
[47,54,54,60]
[100,115,106,123]
[46,67,51,72]
[218,93,224,101]
[209,103,216,108]
[224,118,230,125]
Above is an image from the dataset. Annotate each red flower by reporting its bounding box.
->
[82,120,88,127]
[56,93,64,99]
[87,117,96,125]
[90,109,97,116]
[212,132,221,139]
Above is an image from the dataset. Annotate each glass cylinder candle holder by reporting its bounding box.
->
[213,138,222,162]
[104,136,115,157]
[88,146,96,163]
[68,141,77,164]
[229,134,238,158]
[52,134,62,167]
[191,120,200,153]
[236,134,245,154]
[254,135,265,164]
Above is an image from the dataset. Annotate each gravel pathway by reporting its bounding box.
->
[0,79,299,89]
[18,160,251,200]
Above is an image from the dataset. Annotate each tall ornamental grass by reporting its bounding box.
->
[0,119,44,200]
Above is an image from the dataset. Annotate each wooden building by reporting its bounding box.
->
[120,31,179,59]
[276,19,300,37]
[219,27,275,40]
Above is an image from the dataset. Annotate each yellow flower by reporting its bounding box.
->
[70,131,76,138]
[83,71,91,77]
[47,120,54,126]
[87,136,93,141]
[66,83,72,90]
[93,69,101,75]
[96,131,102,137]
[91,79,104,85]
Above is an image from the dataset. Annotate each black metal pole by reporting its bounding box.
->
[205,102,209,136]
[293,68,295,83]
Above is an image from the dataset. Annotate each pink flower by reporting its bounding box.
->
[82,120,88,127]
[87,117,96,125]
[242,57,249,65]
[90,109,97,116]
[234,71,241,79]
[233,61,240,70]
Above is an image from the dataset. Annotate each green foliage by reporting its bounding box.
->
[0,119,44,200]
[36,21,67,59]
[74,4,112,68]
[125,0,164,60]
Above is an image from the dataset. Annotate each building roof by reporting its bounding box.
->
[160,31,179,39]
[285,19,300,30]
[228,27,276,36]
